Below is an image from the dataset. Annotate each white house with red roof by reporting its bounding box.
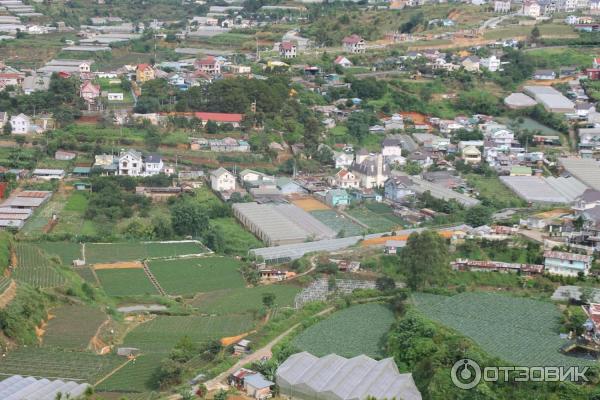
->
[278,41,297,59]
[195,56,221,75]
[342,34,366,54]
[194,112,243,127]
[328,168,360,189]
[334,55,353,68]
[79,81,100,103]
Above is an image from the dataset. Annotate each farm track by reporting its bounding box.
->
[142,261,166,296]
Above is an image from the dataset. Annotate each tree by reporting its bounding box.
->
[155,358,184,389]
[375,276,396,292]
[213,389,228,400]
[205,120,218,134]
[170,200,209,236]
[262,292,276,308]
[3,122,11,135]
[465,205,493,227]
[346,111,372,143]
[530,26,540,42]
[170,336,197,363]
[404,160,422,176]
[400,230,449,290]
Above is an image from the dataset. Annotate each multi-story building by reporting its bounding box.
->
[342,34,365,54]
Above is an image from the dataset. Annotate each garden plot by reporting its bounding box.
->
[13,243,66,288]
[85,241,208,264]
[35,242,82,265]
[309,210,364,237]
[43,305,107,350]
[0,347,124,383]
[95,353,163,393]
[292,303,394,358]
[122,314,255,354]
[96,269,158,297]
[412,292,595,367]
[346,204,404,232]
[149,257,245,296]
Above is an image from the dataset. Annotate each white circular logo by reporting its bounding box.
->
[451,358,482,389]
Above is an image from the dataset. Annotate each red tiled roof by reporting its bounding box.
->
[0,73,22,79]
[280,41,295,50]
[197,56,217,65]
[137,63,152,71]
[342,34,363,44]
[194,112,243,123]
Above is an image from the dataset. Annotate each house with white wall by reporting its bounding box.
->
[210,167,236,192]
[118,149,143,176]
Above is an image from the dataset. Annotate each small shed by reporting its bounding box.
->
[73,166,91,176]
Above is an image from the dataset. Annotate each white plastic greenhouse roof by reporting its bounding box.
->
[0,375,90,400]
[276,352,422,400]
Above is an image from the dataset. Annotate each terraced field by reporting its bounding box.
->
[292,303,394,358]
[149,257,245,296]
[96,354,162,393]
[85,241,207,264]
[96,269,158,297]
[43,305,107,350]
[412,292,595,368]
[13,243,66,288]
[189,284,300,315]
[0,347,124,383]
[122,315,255,354]
[36,242,82,265]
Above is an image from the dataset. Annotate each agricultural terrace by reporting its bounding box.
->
[292,303,395,359]
[0,347,124,383]
[13,243,67,288]
[148,256,245,296]
[122,314,255,354]
[96,268,159,297]
[95,353,163,393]
[43,305,107,350]
[346,203,405,232]
[189,284,300,315]
[85,241,208,264]
[36,242,82,265]
[309,210,365,237]
[412,292,595,368]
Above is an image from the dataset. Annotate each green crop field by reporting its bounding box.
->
[0,347,124,383]
[189,284,300,315]
[412,292,594,367]
[36,242,82,265]
[346,204,404,232]
[123,315,255,354]
[76,266,99,285]
[309,210,364,237]
[96,353,163,393]
[64,191,89,212]
[292,304,395,358]
[149,257,245,296]
[210,217,262,255]
[96,269,158,297]
[43,305,107,350]
[13,243,67,288]
[85,241,207,264]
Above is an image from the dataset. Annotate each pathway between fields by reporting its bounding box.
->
[202,306,335,392]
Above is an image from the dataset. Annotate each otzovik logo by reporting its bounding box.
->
[451,359,481,389]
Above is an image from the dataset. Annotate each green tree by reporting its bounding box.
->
[375,276,396,292]
[530,26,540,42]
[400,230,449,290]
[170,200,209,236]
[404,161,422,176]
[213,389,228,400]
[2,122,11,135]
[465,205,493,227]
[154,358,184,389]
[262,292,276,308]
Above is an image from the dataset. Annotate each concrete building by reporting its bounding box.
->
[544,250,592,276]
[210,167,236,192]
[118,149,143,176]
[279,41,297,59]
[342,34,365,54]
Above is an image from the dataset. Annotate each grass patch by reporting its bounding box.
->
[96,269,158,297]
[43,305,107,350]
[292,303,394,359]
[412,292,593,367]
[466,174,527,209]
[210,217,262,255]
[64,191,89,212]
[149,257,245,296]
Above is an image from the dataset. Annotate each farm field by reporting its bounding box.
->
[75,266,99,285]
[310,210,364,237]
[292,303,394,358]
[85,241,207,264]
[43,305,107,350]
[122,315,255,354]
[96,269,158,297]
[346,203,404,232]
[149,256,245,296]
[189,284,300,315]
[13,243,67,288]
[0,347,124,383]
[412,292,595,367]
[36,241,82,265]
[96,353,163,393]
[210,217,263,255]
[466,174,526,209]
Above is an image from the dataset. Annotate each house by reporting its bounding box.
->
[461,56,480,72]
[384,176,414,203]
[33,169,65,180]
[494,0,511,12]
[239,169,275,187]
[342,34,365,54]
[54,150,76,161]
[195,56,221,75]
[384,114,404,131]
[480,55,501,72]
[279,41,297,59]
[351,153,389,189]
[22,74,50,95]
[136,64,155,83]
[334,55,353,68]
[333,151,354,169]
[244,373,274,400]
[144,154,163,176]
[9,113,31,134]
[385,240,405,254]
[210,167,236,192]
[325,188,350,207]
[118,149,143,176]
[382,137,403,158]
[462,145,482,164]
[276,177,307,195]
[80,81,100,103]
[533,69,556,80]
[233,339,251,356]
[521,0,541,17]
[544,250,592,276]
[329,169,360,189]
[195,112,243,128]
